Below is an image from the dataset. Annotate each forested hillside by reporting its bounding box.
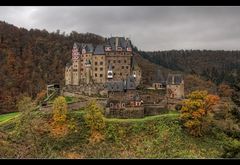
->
[139,50,240,85]
[0,21,104,114]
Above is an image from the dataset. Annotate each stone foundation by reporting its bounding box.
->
[105,103,169,119]
[144,104,169,116]
[62,84,107,97]
[105,107,144,119]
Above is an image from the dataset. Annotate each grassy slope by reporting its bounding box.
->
[0,112,20,125]
[0,109,229,158]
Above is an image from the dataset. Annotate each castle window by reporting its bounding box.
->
[100,67,103,71]
[100,74,103,77]
[100,61,103,65]
[122,103,125,107]
[101,56,103,59]
[95,62,98,65]
[95,73,97,77]
[120,73,122,76]
[95,68,98,71]
[110,103,113,108]
[108,60,110,63]
[113,60,116,63]
[114,73,116,76]
[122,66,124,69]
[81,68,83,71]
[118,60,121,63]
[124,60,126,63]
[126,66,129,69]
[112,66,115,69]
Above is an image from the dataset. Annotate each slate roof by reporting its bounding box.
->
[74,43,94,53]
[74,37,132,54]
[126,75,136,90]
[65,62,72,68]
[153,69,166,83]
[93,44,105,55]
[106,76,136,92]
[131,56,140,70]
[167,74,183,85]
[106,81,125,92]
[105,37,132,51]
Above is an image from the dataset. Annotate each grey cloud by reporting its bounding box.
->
[0,6,240,51]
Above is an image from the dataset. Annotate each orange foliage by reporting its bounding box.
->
[180,90,220,137]
[50,122,68,138]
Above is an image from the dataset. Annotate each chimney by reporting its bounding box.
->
[115,37,118,50]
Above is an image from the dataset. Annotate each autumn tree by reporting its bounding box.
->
[51,96,68,138]
[14,96,48,156]
[84,100,106,143]
[15,96,36,136]
[180,90,220,137]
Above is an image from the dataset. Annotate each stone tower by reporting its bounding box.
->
[72,43,81,85]
[166,74,184,99]
[85,59,92,84]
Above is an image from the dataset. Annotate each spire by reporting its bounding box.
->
[108,63,112,70]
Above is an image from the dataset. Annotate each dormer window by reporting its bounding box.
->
[117,47,122,51]
[127,47,132,52]
[105,46,112,51]
[82,48,86,54]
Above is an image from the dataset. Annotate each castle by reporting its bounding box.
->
[63,36,185,118]
[65,37,141,87]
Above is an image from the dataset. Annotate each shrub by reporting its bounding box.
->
[83,100,105,143]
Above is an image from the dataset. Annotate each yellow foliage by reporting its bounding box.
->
[51,96,69,138]
[52,96,68,123]
[180,90,219,137]
[84,100,106,143]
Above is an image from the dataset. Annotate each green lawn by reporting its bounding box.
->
[0,112,20,125]
[106,112,179,123]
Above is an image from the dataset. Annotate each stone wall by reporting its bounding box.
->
[105,107,144,119]
[144,104,169,116]
[63,84,107,96]
[105,103,169,119]
[40,99,107,112]
[105,53,132,81]
[92,54,106,83]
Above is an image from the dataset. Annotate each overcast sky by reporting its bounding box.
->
[0,6,240,51]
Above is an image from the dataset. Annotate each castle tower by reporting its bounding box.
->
[166,74,184,99]
[71,43,81,85]
[85,59,92,84]
[65,63,73,85]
